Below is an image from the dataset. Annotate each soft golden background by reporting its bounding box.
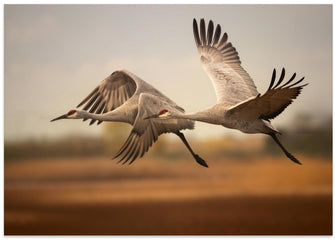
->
[5,120,332,234]
[4,4,332,235]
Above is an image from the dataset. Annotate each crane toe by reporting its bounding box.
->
[195,155,209,168]
[286,152,302,165]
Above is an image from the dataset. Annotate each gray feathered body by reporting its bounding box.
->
[76,69,194,164]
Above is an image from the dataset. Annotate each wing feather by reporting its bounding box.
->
[273,68,285,88]
[281,72,296,88]
[77,71,137,125]
[217,32,228,49]
[83,91,100,111]
[267,69,277,91]
[193,19,201,47]
[212,24,221,46]
[193,19,258,107]
[113,93,194,165]
[207,20,214,45]
[227,69,307,120]
[200,19,206,46]
[77,86,99,107]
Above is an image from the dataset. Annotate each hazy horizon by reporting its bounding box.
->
[4,4,332,142]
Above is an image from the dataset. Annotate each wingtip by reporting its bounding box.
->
[268,68,277,91]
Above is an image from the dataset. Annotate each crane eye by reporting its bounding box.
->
[67,110,76,115]
[159,109,168,115]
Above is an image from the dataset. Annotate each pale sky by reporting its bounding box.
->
[4,4,332,141]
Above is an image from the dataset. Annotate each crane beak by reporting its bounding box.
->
[144,114,159,120]
[50,114,68,122]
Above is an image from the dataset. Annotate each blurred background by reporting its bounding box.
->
[4,4,332,235]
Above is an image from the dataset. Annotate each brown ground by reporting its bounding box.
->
[4,156,332,235]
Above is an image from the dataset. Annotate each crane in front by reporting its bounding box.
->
[51,70,208,167]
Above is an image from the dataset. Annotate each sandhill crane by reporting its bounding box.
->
[146,19,308,164]
[51,70,208,167]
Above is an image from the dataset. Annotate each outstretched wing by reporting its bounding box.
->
[193,19,258,107]
[113,93,194,165]
[76,70,138,125]
[227,68,307,120]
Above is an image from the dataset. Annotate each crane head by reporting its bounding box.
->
[159,109,169,117]
[50,109,77,122]
[144,109,169,120]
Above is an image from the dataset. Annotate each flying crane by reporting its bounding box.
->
[146,19,307,165]
[51,70,208,167]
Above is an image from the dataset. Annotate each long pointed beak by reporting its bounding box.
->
[144,114,159,120]
[50,114,68,122]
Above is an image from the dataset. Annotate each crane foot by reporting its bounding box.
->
[194,154,209,168]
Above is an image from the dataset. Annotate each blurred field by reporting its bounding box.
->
[4,155,332,235]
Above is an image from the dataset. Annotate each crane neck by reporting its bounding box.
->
[78,110,132,124]
[171,108,218,125]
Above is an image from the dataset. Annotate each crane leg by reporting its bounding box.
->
[269,133,302,165]
[175,131,208,168]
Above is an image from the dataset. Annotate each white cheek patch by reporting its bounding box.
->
[159,112,169,118]
[68,113,77,119]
